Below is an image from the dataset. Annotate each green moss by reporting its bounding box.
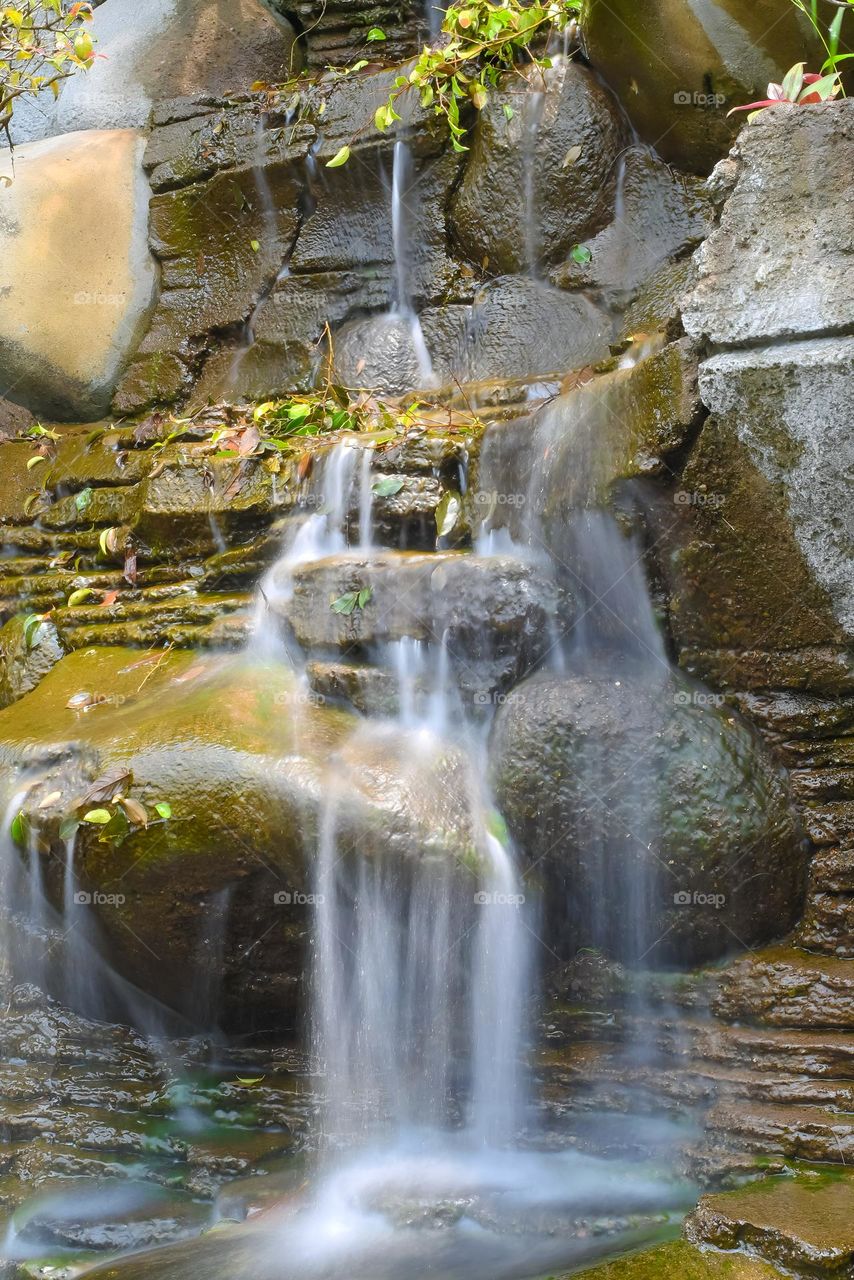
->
[562,1239,786,1279]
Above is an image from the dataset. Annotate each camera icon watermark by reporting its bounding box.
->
[673,690,725,709]
[673,90,726,108]
[674,490,725,509]
[73,890,126,906]
[474,891,525,906]
[673,889,726,910]
[273,890,325,906]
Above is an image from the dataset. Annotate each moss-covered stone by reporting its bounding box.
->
[685,1172,854,1275]
[0,647,479,1031]
[568,1239,786,1279]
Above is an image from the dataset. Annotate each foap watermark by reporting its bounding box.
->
[74,890,126,907]
[472,490,527,509]
[673,90,726,108]
[673,689,726,709]
[473,689,522,708]
[273,890,325,906]
[474,891,525,906]
[674,490,725,509]
[73,290,128,308]
[673,889,726,910]
[274,689,327,708]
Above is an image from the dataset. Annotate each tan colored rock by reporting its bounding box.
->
[0,130,156,421]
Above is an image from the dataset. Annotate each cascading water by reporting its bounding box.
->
[385,140,435,387]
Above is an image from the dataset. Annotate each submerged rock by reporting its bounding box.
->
[0,615,66,710]
[580,0,830,173]
[491,669,807,967]
[450,61,626,274]
[0,131,156,421]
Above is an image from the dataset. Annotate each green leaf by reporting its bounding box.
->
[570,243,592,265]
[10,810,28,846]
[502,103,514,120]
[250,239,261,252]
[435,490,462,540]
[331,591,359,615]
[154,802,172,820]
[74,486,93,512]
[23,613,45,648]
[372,475,405,497]
[66,588,96,608]
[326,145,350,168]
[366,26,387,40]
[26,454,46,470]
[357,586,373,608]
[781,61,805,101]
[82,808,113,825]
[59,815,80,842]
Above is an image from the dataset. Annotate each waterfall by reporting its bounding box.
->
[388,140,435,387]
[313,741,529,1149]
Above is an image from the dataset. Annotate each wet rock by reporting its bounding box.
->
[711,947,854,1030]
[580,0,830,173]
[472,338,702,551]
[114,140,304,414]
[491,669,808,967]
[0,131,156,421]
[797,893,854,958]
[450,61,626,274]
[43,0,302,136]
[570,1238,786,1278]
[685,1172,854,1274]
[550,147,712,304]
[683,102,854,343]
[282,0,424,69]
[330,310,468,396]
[10,1182,208,1252]
[666,338,854,662]
[280,550,561,703]
[0,647,480,1031]
[0,616,66,710]
[459,278,614,384]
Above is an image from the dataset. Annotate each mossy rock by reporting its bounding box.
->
[567,1238,787,1278]
[0,647,478,1032]
[491,667,807,967]
[685,1171,854,1276]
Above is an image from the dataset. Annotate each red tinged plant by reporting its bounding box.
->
[729,60,843,120]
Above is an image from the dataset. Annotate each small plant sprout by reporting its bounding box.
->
[729,61,843,121]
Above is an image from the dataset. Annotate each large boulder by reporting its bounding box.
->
[580,0,831,173]
[666,336,854,686]
[41,0,302,137]
[0,131,156,421]
[683,101,854,346]
[491,669,807,967]
[450,61,627,274]
[0,647,480,1032]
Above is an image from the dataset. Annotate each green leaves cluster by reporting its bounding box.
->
[371,0,580,153]
[1,1,96,145]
